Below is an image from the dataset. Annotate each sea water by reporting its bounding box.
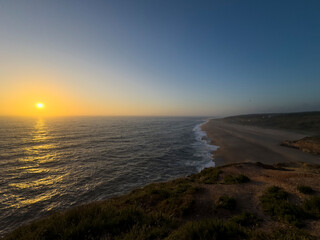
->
[0,116,216,236]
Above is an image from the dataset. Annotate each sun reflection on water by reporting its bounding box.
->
[9,175,64,189]
[10,118,65,209]
[23,119,56,161]
[33,118,47,141]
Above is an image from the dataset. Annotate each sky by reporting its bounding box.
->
[0,0,319,117]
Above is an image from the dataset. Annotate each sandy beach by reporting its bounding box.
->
[202,119,320,166]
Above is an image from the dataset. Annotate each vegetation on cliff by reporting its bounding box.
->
[3,162,320,240]
[281,136,320,155]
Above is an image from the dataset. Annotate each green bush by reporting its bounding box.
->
[224,174,250,184]
[304,196,320,218]
[4,204,176,240]
[297,185,314,195]
[167,219,247,240]
[261,186,288,200]
[123,180,197,217]
[259,186,305,227]
[230,212,260,228]
[254,227,316,240]
[190,167,221,184]
[215,196,237,210]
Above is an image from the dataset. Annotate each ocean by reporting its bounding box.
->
[0,116,217,236]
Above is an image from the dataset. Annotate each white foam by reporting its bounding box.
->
[192,120,219,171]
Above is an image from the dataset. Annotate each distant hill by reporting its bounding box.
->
[223,112,320,134]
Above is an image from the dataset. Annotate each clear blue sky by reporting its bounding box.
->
[1,0,319,116]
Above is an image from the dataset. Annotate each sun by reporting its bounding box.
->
[36,103,44,109]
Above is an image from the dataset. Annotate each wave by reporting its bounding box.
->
[192,120,219,171]
[0,117,217,236]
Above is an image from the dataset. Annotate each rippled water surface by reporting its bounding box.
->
[0,116,216,236]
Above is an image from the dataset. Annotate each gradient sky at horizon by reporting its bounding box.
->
[0,0,319,116]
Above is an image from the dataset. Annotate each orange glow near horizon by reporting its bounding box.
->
[1,73,168,117]
[0,67,211,117]
[0,69,94,117]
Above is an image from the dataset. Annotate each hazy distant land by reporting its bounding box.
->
[4,112,320,240]
[222,112,320,134]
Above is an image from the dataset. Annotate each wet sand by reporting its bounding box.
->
[202,119,320,166]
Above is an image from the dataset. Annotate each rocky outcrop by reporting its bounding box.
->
[281,136,320,155]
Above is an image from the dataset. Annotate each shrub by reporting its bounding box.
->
[304,196,320,218]
[166,219,247,240]
[215,196,237,210]
[123,180,197,217]
[190,167,221,184]
[261,186,288,200]
[224,174,250,184]
[297,185,314,195]
[230,212,260,228]
[259,186,305,227]
[254,227,316,240]
[4,204,176,240]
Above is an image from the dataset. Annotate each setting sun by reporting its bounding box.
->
[36,103,44,109]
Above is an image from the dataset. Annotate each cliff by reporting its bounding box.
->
[4,162,320,240]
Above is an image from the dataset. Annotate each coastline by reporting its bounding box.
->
[5,161,320,239]
[0,117,212,237]
[4,115,320,239]
[193,120,219,170]
[202,118,320,166]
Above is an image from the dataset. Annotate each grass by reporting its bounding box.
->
[3,176,200,240]
[303,196,320,218]
[297,185,315,195]
[259,186,305,227]
[254,228,316,240]
[215,196,237,211]
[4,204,176,240]
[166,219,247,240]
[4,166,319,240]
[230,212,260,228]
[260,186,320,228]
[189,167,221,184]
[224,174,250,184]
[121,179,198,217]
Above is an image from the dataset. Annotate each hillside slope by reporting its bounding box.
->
[4,162,320,240]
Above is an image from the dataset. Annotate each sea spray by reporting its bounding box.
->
[192,120,219,171]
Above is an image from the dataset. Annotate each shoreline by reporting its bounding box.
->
[202,118,320,166]
[4,115,320,239]
[194,120,219,170]
[3,116,320,240]
[200,120,224,167]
